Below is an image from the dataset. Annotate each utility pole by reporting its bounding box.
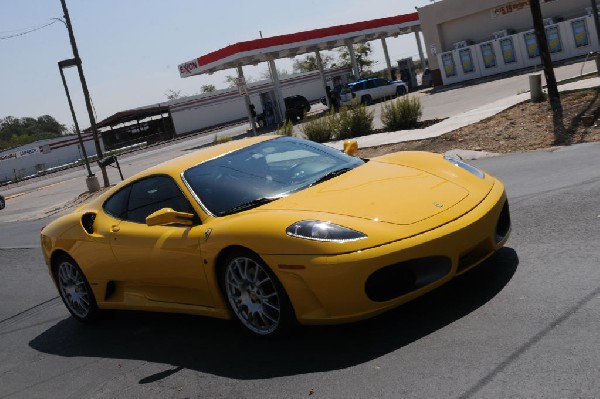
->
[59,0,109,187]
[529,0,567,144]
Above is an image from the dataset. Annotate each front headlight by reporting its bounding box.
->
[286,220,367,242]
[443,155,485,179]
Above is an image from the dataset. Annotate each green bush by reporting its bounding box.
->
[301,112,335,143]
[276,119,294,136]
[334,102,374,140]
[213,135,232,144]
[380,95,422,131]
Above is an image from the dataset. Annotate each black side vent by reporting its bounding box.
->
[81,213,96,235]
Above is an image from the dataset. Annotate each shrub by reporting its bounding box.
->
[380,95,422,131]
[276,119,294,136]
[301,112,335,143]
[213,135,232,144]
[334,102,374,140]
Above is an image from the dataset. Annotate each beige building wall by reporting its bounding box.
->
[417,0,595,84]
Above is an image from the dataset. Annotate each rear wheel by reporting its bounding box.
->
[361,95,373,106]
[220,249,294,337]
[54,255,98,322]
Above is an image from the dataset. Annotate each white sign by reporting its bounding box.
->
[0,146,41,163]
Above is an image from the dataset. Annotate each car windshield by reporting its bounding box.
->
[182,136,364,216]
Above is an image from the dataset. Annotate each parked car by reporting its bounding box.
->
[0,194,4,210]
[339,77,408,106]
[284,95,310,122]
[41,135,511,337]
[421,68,432,88]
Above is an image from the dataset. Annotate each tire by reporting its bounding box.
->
[361,95,372,106]
[0,197,4,210]
[220,249,295,337]
[54,255,98,322]
[396,86,406,96]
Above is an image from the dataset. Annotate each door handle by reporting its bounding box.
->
[110,225,120,232]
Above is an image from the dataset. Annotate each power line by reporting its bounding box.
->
[0,20,60,40]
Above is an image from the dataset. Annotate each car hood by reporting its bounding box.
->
[262,158,479,226]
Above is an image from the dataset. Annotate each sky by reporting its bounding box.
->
[0,0,432,129]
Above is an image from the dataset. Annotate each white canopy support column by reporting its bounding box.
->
[268,57,286,123]
[315,50,330,109]
[346,42,360,79]
[415,29,427,69]
[381,38,393,80]
[237,65,257,135]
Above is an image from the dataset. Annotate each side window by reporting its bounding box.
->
[126,175,194,224]
[104,175,195,224]
[104,185,131,219]
[365,80,376,89]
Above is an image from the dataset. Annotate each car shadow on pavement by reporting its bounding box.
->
[29,247,518,381]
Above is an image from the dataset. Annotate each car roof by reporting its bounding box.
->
[348,77,383,85]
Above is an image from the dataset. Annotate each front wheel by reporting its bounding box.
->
[396,86,406,96]
[361,95,373,106]
[54,255,98,322]
[220,249,295,337]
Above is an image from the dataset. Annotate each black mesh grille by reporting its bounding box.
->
[496,200,511,243]
[365,256,452,302]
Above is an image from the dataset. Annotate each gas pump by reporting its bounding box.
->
[397,58,417,91]
[259,91,282,127]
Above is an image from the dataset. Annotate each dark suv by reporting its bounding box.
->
[284,95,310,121]
[257,95,311,127]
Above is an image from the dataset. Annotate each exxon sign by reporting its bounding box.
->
[178,59,200,78]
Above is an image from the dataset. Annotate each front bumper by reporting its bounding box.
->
[262,181,510,325]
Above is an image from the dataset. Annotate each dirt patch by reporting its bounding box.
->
[358,88,600,158]
[43,187,112,218]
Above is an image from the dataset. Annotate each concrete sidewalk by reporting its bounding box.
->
[329,74,600,151]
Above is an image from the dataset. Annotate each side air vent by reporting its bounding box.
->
[81,213,96,235]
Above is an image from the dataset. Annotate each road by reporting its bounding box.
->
[1,145,600,398]
[1,61,600,398]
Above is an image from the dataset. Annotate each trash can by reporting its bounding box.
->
[529,73,543,102]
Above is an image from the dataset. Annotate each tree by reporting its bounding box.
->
[337,43,374,75]
[292,54,333,73]
[201,84,216,93]
[529,0,566,144]
[0,115,66,150]
[165,89,182,100]
[259,68,290,80]
[225,75,255,88]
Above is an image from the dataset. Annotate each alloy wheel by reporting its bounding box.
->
[224,256,281,335]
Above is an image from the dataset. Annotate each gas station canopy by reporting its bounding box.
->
[178,12,420,78]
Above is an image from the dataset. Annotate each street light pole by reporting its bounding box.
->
[58,59,100,192]
[59,0,109,187]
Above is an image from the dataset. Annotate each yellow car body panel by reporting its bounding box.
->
[41,135,511,329]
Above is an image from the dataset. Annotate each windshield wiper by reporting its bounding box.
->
[220,196,278,216]
[310,168,353,186]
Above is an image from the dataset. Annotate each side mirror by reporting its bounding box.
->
[146,208,194,226]
[343,140,359,156]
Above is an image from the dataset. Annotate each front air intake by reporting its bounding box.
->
[365,256,452,302]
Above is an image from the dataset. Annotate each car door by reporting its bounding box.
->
[105,174,214,307]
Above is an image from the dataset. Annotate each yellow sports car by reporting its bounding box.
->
[41,136,511,337]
